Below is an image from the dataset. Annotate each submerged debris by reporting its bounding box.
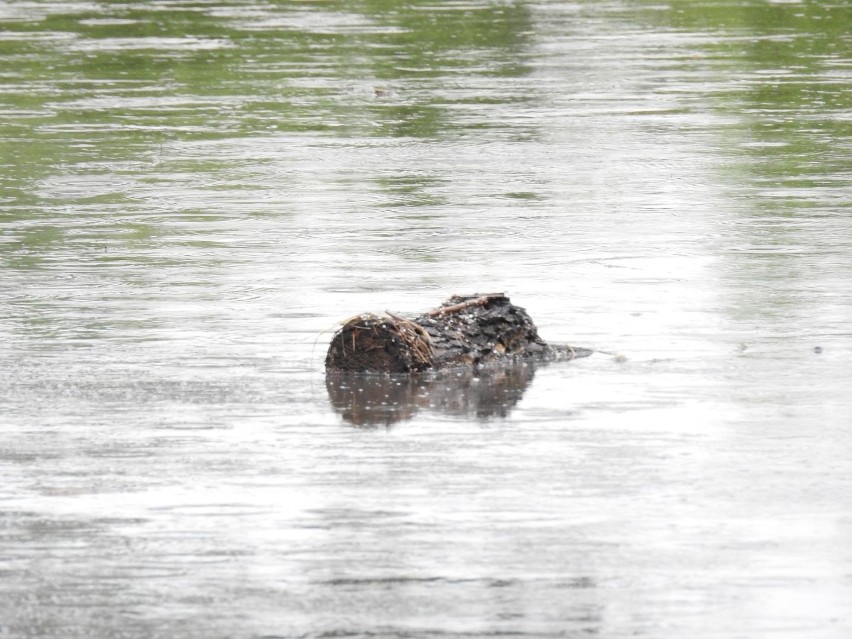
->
[325,293,591,374]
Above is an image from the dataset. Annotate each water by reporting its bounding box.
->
[2,1,851,637]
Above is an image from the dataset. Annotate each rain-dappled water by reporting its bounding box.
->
[2,1,851,637]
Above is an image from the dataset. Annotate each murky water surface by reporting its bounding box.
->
[2,1,851,637]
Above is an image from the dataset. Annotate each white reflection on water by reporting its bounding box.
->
[2,0,852,637]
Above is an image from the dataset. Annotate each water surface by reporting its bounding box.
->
[2,1,851,637]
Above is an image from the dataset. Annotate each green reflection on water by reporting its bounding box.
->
[653,1,850,323]
[1,0,848,272]
[0,0,542,290]
[664,1,850,196]
[1,0,535,222]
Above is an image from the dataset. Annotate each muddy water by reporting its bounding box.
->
[2,1,851,637]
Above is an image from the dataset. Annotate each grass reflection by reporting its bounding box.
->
[654,0,851,324]
[1,0,538,211]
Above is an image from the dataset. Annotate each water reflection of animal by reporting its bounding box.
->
[326,362,540,427]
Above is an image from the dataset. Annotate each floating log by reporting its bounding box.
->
[325,293,592,374]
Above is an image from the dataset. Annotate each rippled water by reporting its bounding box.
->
[2,1,851,637]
